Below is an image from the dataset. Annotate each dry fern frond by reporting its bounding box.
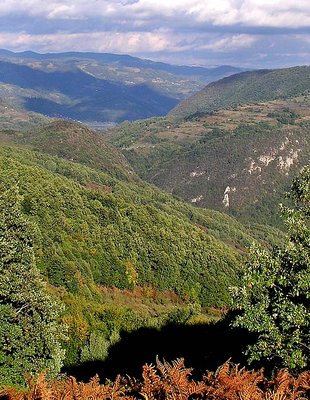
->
[155,357,206,400]
[204,361,265,400]
[0,387,25,400]
[140,363,163,400]
[293,370,310,399]
[1,360,309,400]
[0,373,53,400]
[266,369,310,400]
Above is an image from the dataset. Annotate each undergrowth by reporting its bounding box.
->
[1,359,309,400]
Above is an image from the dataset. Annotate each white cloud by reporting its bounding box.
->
[198,34,257,52]
[0,1,309,67]
[0,30,189,54]
[0,1,309,29]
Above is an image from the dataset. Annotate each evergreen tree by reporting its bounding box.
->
[0,185,66,386]
[231,166,310,370]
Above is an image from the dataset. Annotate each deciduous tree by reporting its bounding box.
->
[231,166,310,369]
[0,185,66,386]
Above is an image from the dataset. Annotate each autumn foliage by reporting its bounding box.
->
[1,359,309,400]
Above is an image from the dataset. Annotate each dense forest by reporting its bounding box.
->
[0,63,309,397]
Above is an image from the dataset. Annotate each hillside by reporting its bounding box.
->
[0,140,264,368]
[0,116,135,180]
[24,120,136,180]
[170,66,310,119]
[0,98,49,130]
[0,50,243,124]
[107,94,310,226]
[0,143,244,302]
[0,103,289,367]
[0,111,281,249]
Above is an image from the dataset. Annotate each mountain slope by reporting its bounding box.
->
[0,98,49,130]
[23,120,136,180]
[0,142,246,306]
[108,94,310,226]
[170,66,310,119]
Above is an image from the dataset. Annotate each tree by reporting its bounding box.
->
[231,166,310,370]
[0,185,66,386]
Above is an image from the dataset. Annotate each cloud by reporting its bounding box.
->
[0,29,190,54]
[0,1,309,67]
[198,34,257,52]
[0,1,309,29]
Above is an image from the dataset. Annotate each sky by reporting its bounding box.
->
[0,0,309,68]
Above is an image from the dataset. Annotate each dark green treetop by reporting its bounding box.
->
[0,185,66,386]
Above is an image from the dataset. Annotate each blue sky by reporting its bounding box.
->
[0,0,309,67]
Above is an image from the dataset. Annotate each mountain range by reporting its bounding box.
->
[0,49,242,124]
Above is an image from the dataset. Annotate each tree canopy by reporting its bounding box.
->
[231,165,310,370]
[0,185,66,386]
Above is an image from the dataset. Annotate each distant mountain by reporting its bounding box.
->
[107,66,310,226]
[170,66,310,119]
[0,49,243,123]
[0,60,179,122]
[0,49,242,80]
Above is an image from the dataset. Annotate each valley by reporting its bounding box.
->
[0,50,243,124]
[0,55,308,391]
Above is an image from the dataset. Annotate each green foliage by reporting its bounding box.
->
[171,66,310,119]
[80,331,119,363]
[0,117,290,372]
[0,144,245,309]
[267,108,299,124]
[0,186,66,386]
[231,166,310,370]
[0,142,257,367]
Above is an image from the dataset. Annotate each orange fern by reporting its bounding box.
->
[204,361,265,400]
[266,369,310,400]
[1,360,309,400]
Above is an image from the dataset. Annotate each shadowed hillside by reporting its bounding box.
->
[0,60,178,122]
[0,50,244,123]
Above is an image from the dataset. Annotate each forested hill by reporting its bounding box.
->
[107,93,310,226]
[170,66,310,119]
[21,120,136,181]
[0,142,279,369]
[0,105,287,370]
